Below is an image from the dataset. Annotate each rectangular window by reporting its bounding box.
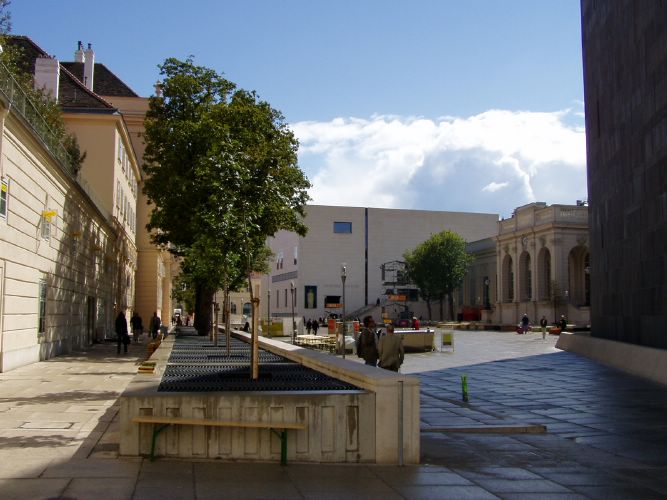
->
[284,289,288,307]
[41,215,51,240]
[276,290,279,308]
[38,280,47,334]
[333,221,352,233]
[0,178,7,218]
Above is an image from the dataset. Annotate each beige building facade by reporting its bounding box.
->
[0,57,117,371]
[263,205,499,325]
[62,40,176,324]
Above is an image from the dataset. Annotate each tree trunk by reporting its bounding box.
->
[194,282,215,336]
[448,294,455,321]
[426,299,432,320]
[439,296,444,320]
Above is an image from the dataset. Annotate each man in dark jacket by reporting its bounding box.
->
[115,311,129,354]
[357,315,379,367]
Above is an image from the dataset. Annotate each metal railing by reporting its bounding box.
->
[0,61,77,177]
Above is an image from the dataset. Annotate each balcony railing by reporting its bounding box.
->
[0,61,77,177]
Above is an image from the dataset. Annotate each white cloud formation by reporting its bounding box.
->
[482,181,509,193]
[291,108,587,217]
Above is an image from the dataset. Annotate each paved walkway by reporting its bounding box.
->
[1,331,666,499]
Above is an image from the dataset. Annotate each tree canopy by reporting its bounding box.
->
[142,57,310,333]
[404,230,473,320]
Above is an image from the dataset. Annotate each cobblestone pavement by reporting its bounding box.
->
[0,330,666,499]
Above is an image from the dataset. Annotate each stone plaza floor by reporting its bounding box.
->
[0,330,666,499]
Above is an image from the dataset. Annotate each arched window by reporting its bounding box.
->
[519,251,531,301]
[502,255,514,302]
[230,303,237,314]
[537,247,552,300]
[568,246,590,306]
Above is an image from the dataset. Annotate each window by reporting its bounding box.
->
[41,214,51,240]
[38,280,47,334]
[231,303,237,314]
[333,221,352,233]
[293,246,298,265]
[276,291,279,308]
[0,178,7,218]
[284,289,288,307]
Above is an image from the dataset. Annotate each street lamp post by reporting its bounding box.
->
[290,281,296,344]
[341,263,347,359]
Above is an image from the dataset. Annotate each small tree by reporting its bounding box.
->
[405,230,473,320]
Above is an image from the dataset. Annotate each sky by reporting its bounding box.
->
[10,0,587,219]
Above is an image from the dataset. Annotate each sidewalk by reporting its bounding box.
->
[0,331,666,499]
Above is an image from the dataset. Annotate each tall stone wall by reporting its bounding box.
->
[581,1,667,348]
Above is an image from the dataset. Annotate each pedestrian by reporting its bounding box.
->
[150,312,161,340]
[378,324,404,372]
[130,311,143,343]
[540,315,548,339]
[242,321,250,332]
[312,319,319,335]
[412,316,420,330]
[115,310,129,354]
[357,315,379,367]
[521,313,530,334]
[560,315,567,333]
[306,318,312,335]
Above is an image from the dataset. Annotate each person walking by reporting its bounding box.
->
[540,315,548,339]
[378,324,404,372]
[115,310,129,354]
[130,312,143,343]
[306,319,312,335]
[560,315,568,333]
[521,313,530,334]
[357,315,379,367]
[312,319,319,335]
[150,312,161,340]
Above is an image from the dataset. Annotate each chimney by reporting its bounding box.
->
[34,56,60,102]
[83,42,95,91]
[74,41,85,63]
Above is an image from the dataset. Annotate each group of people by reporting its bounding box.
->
[356,315,404,372]
[519,314,568,339]
[114,310,163,354]
[304,318,321,335]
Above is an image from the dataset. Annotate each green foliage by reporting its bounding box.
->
[404,230,474,318]
[142,57,310,330]
[0,9,85,173]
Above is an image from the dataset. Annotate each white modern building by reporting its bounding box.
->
[262,205,499,325]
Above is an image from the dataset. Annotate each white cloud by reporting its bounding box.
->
[482,181,509,193]
[291,108,587,217]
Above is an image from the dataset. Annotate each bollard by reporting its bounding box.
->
[461,374,469,402]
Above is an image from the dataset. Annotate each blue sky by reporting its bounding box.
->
[11,0,587,218]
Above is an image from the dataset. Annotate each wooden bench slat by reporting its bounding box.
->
[132,416,305,430]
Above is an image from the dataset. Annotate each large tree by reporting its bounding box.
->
[404,230,473,320]
[142,57,310,335]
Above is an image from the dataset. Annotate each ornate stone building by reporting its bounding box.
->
[461,202,590,327]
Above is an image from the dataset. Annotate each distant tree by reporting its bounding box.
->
[404,230,473,320]
[142,57,310,335]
